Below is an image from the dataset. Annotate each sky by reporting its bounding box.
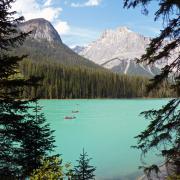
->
[13,0,163,47]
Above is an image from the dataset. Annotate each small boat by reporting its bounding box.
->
[64,116,76,120]
[72,110,79,113]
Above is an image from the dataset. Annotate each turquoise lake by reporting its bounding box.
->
[40,99,168,180]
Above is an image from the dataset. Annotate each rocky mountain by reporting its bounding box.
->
[72,45,86,54]
[19,18,62,44]
[17,18,101,69]
[76,27,165,76]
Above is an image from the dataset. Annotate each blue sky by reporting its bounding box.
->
[13,0,163,47]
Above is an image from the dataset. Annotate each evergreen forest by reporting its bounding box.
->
[19,59,174,99]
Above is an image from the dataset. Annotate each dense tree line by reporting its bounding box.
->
[19,60,173,99]
[13,39,101,69]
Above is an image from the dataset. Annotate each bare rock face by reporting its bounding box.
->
[77,27,172,77]
[81,27,150,64]
[19,18,62,44]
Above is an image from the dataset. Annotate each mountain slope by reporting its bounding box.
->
[17,18,101,69]
[76,27,163,76]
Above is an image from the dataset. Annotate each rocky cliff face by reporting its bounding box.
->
[76,27,168,76]
[81,27,150,64]
[19,18,62,44]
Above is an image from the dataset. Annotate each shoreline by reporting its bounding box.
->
[38,97,173,100]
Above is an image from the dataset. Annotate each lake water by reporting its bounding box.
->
[40,99,168,180]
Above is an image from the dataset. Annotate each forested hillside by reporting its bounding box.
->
[15,18,101,69]
[14,39,101,68]
[20,60,173,99]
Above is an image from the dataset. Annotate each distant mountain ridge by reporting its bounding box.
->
[72,45,86,54]
[17,18,101,69]
[73,27,167,77]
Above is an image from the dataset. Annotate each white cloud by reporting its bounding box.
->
[12,0,99,45]
[44,0,52,6]
[55,21,70,35]
[13,0,61,22]
[71,0,102,7]
[85,0,101,6]
[12,0,70,35]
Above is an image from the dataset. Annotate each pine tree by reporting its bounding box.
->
[0,0,55,178]
[20,101,56,177]
[124,0,180,177]
[30,155,72,180]
[73,149,96,180]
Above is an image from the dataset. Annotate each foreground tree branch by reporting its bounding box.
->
[124,0,180,177]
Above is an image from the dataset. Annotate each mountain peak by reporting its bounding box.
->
[100,26,134,39]
[78,26,157,76]
[19,18,62,44]
[26,18,49,23]
[116,26,132,33]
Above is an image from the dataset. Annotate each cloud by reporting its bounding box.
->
[13,0,61,21]
[71,0,102,7]
[55,21,70,35]
[12,0,70,35]
[44,0,52,6]
[12,0,100,45]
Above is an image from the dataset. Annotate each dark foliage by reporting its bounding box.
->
[19,59,173,99]
[73,149,96,180]
[20,101,56,176]
[124,0,180,177]
[0,0,55,178]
